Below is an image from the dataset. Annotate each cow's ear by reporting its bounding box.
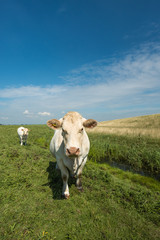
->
[83,119,97,128]
[47,119,62,130]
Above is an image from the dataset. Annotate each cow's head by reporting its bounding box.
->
[22,128,29,135]
[47,112,97,157]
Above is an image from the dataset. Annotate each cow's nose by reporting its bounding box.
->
[66,147,80,156]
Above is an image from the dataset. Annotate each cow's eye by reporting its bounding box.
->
[79,128,83,133]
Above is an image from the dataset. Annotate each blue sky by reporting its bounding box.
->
[0,0,160,124]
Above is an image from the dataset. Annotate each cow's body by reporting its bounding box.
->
[47,112,97,199]
[17,127,29,146]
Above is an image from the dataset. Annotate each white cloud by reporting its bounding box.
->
[0,117,8,120]
[23,109,35,118]
[38,112,51,116]
[0,102,7,106]
[23,110,51,118]
[23,110,30,115]
[0,42,160,124]
[0,86,66,98]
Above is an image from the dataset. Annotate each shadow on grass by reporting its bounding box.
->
[44,161,76,200]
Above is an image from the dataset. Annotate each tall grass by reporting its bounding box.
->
[88,133,160,179]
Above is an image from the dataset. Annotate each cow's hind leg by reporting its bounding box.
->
[55,163,60,170]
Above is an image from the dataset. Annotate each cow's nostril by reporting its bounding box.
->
[76,148,80,154]
[66,148,71,155]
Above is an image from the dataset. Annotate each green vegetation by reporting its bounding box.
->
[0,124,160,239]
[89,133,160,179]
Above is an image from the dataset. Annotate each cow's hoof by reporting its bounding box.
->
[77,186,84,192]
[62,194,70,199]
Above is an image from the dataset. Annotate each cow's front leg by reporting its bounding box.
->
[20,136,23,146]
[76,173,83,192]
[58,159,70,199]
[62,172,69,199]
[75,156,87,192]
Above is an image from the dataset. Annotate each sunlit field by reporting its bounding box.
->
[87,114,160,138]
[0,115,160,239]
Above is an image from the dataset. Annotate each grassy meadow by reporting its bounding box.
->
[87,114,160,138]
[0,116,160,239]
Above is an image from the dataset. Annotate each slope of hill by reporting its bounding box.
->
[88,114,160,138]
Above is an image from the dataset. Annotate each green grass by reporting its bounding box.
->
[89,133,160,178]
[0,125,160,239]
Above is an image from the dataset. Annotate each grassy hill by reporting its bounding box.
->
[87,114,160,138]
[0,123,160,239]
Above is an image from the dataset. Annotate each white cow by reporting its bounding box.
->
[17,127,29,146]
[47,111,97,199]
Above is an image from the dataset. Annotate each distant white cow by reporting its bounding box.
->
[17,127,29,146]
[47,111,97,199]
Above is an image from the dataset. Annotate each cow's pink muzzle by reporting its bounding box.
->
[66,147,80,157]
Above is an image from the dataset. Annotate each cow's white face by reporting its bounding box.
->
[47,112,97,158]
[22,128,29,136]
[61,117,84,157]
